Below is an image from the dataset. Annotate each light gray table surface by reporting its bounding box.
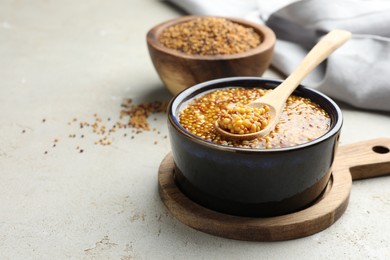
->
[1,0,390,259]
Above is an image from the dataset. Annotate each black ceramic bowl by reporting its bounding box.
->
[167,77,342,217]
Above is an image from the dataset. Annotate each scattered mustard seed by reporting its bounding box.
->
[47,99,167,151]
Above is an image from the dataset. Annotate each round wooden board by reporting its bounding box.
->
[158,138,390,241]
[158,153,352,241]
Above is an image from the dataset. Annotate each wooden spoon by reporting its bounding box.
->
[215,29,352,141]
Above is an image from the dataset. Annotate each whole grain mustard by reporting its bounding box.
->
[179,88,331,149]
[218,103,270,134]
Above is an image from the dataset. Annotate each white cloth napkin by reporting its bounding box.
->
[165,0,390,112]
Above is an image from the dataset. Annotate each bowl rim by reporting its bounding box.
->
[146,15,276,60]
[168,77,343,153]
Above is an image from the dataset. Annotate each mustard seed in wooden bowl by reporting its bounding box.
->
[147,16,276,95]
[158,17,261,56]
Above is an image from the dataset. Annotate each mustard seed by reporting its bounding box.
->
[179,88,330,149]
[218,103,270,134]
[159,17,261,56]
[56,99,167,148]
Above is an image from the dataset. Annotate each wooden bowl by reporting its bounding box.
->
[146,16,276,95]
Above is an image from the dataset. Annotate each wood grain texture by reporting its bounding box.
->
[158,138,390,241]
[147,16,276,95]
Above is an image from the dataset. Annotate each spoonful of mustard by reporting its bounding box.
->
[215,29,352,141]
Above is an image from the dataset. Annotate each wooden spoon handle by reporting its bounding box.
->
[335,138,390,180]
[262,30,352,104]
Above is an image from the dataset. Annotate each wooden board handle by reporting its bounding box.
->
[335,138,390,180]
